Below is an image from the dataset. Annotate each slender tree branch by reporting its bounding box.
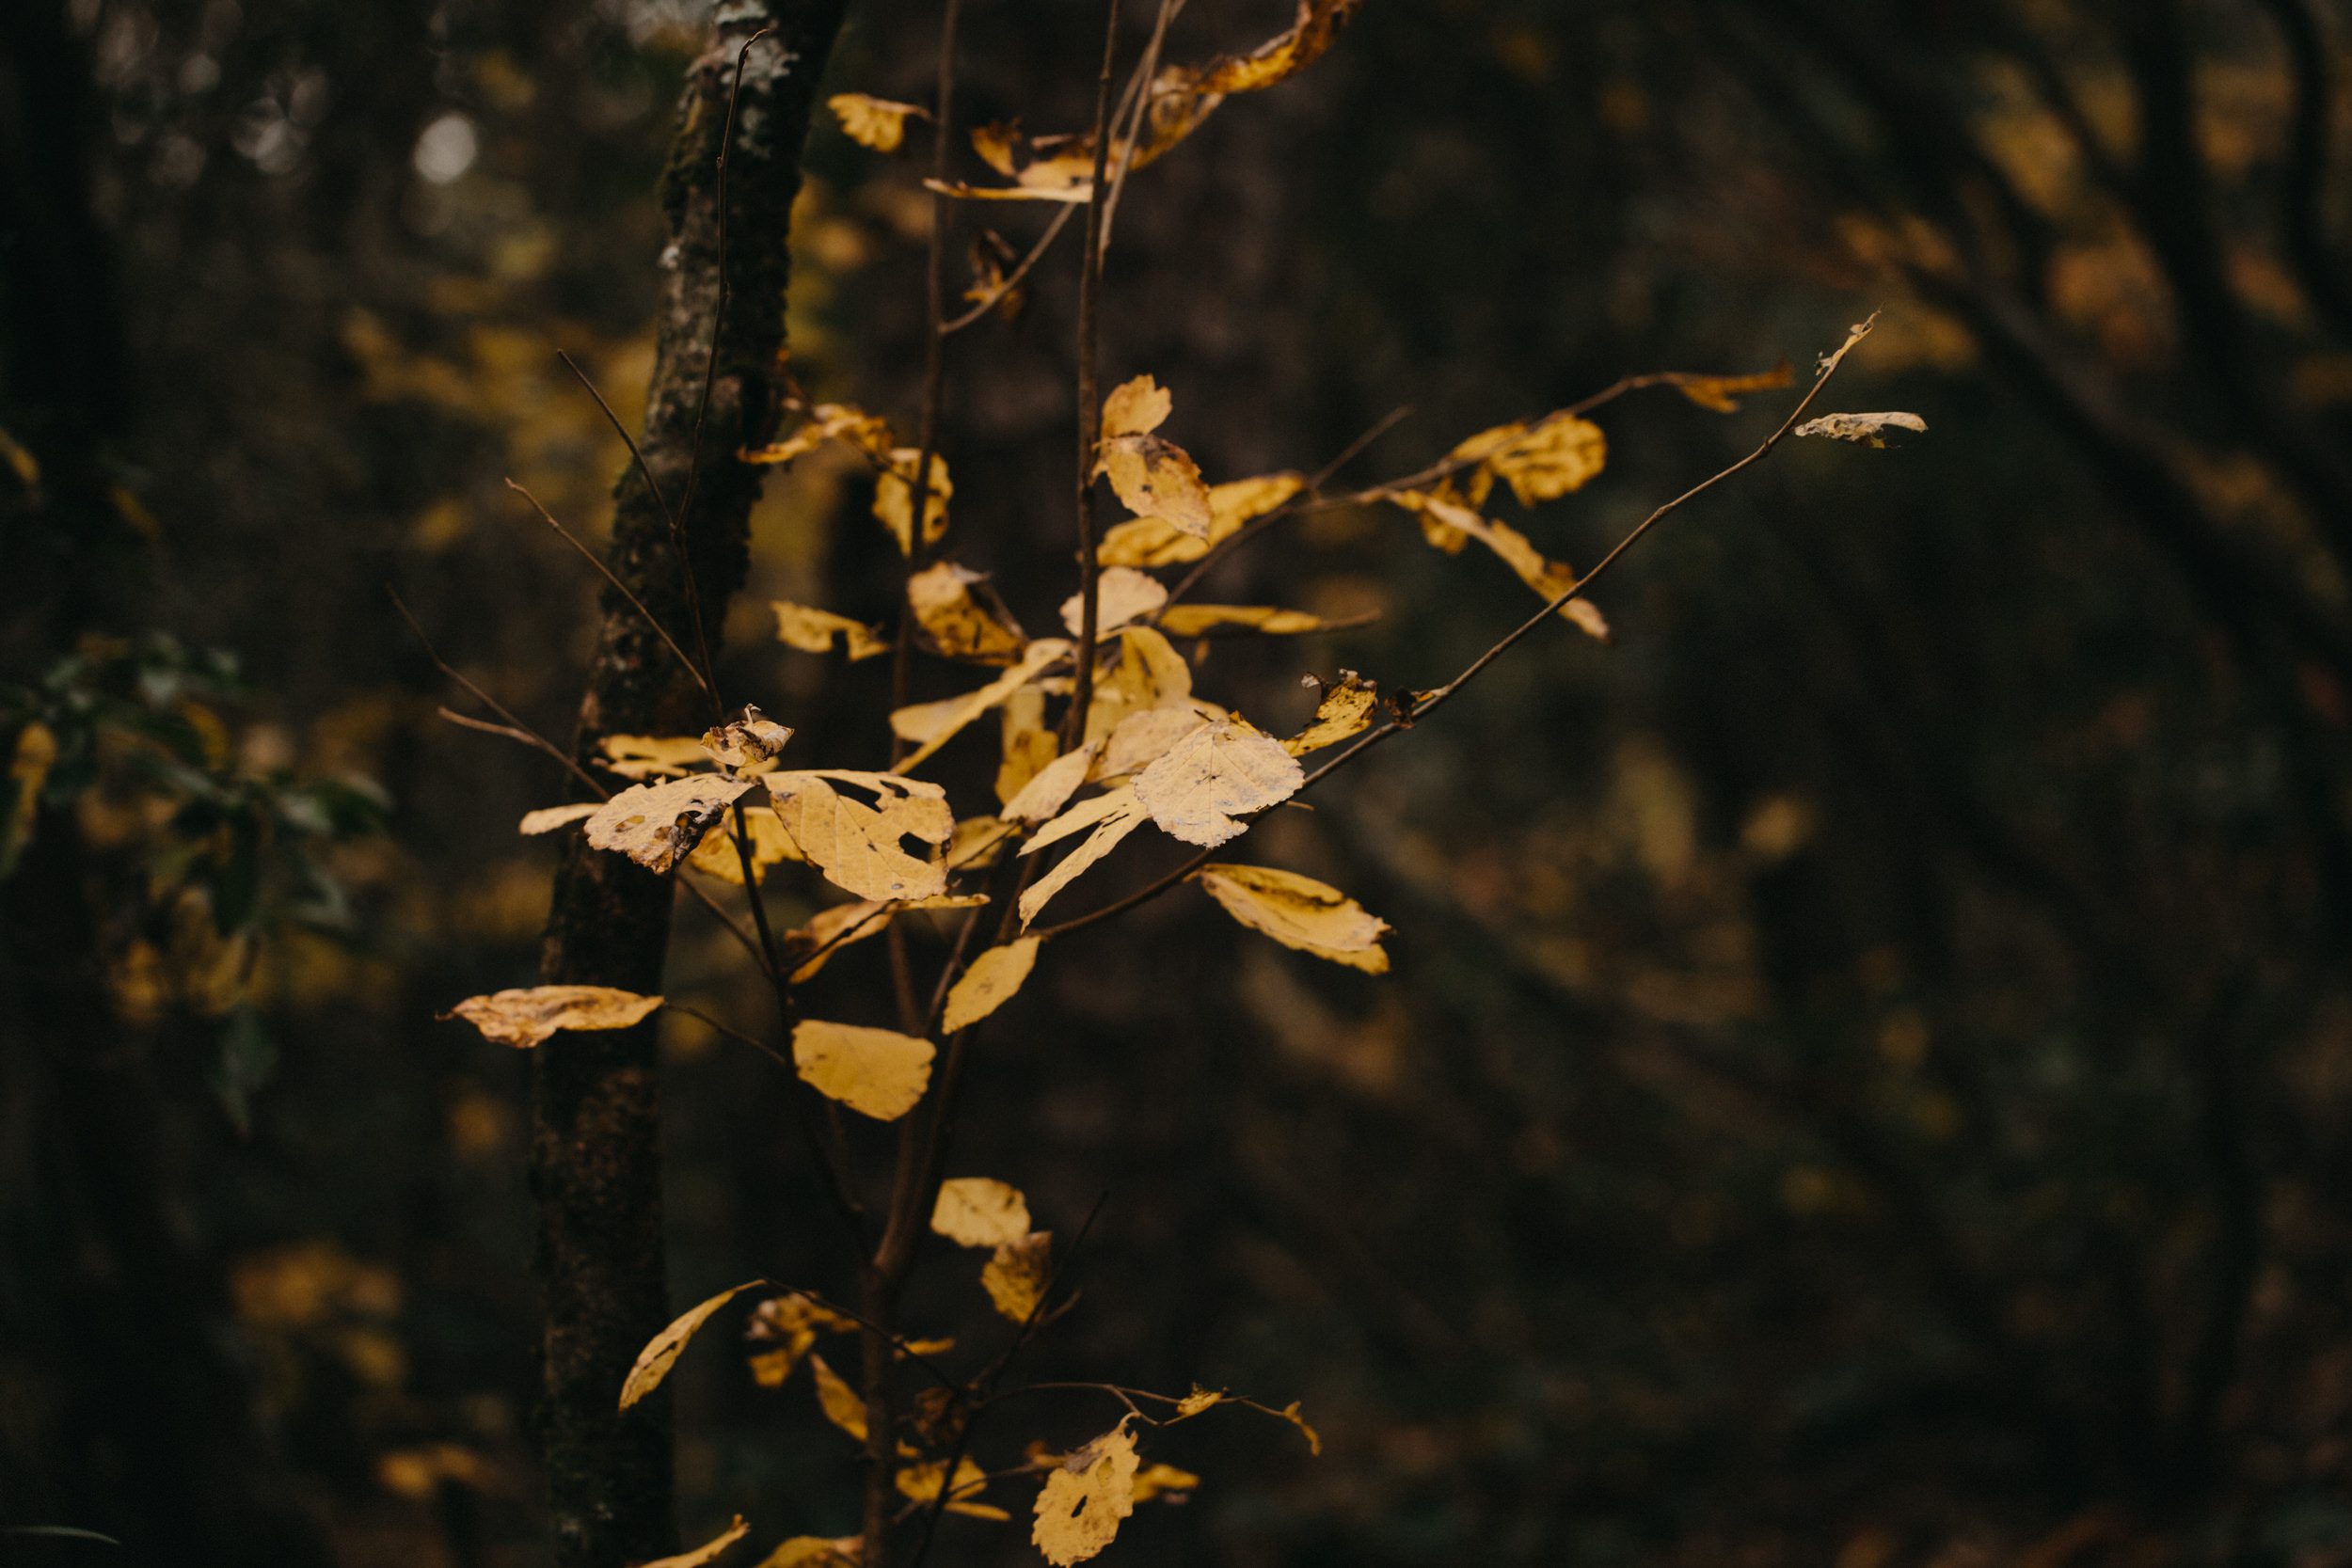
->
[506,479,711,696]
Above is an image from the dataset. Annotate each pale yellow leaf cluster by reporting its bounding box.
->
[773,601,889,662]
[1132,718,1302,847]
[890,639,1071,771]
[1284,673,1376,755]
[641,1515,750,1568]
[745,1291,856,1387]
[585,773,756,874]
[619,1281,760,1411]
[940,939,1041,1033]
[792,1020,935,1121]
[1018,786,1150,925]
[600,735,712,780]
[1794,410,1927,447]
[1095,375,1212,539]
[897,1455,1009,1519]
[443,985,662,1049]
[1193,863,1391,973]
[981,1229,1053,1322]
[1157,604,1327,637]
[907,561,1028,664]
[1059,566,1167,638]
[519,802,600,835]
[1031,1420,1139,1566]
[930,1176,1032,1249]
[807,1352,868,1441]
[828,92,928,152]
[765,770,953,901]
[874,449,952,554]
[1097,471,1301,566]
[701,705,795,772]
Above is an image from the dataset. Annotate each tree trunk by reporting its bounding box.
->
[531,7,845,1565]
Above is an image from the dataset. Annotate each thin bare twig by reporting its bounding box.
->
[939,206,1079,335]
[505,478,711,696]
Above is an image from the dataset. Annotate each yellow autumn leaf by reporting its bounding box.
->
[995,686,1059,804]
[1097,471,1302,566]
[1101,375,1172,439]
[948,815,1012,870]
[619,1281,761,1411]
[599,735,713,780]
[773,601,890,661]
[1130,1463,1200,1503]
[873,449,951,554]
[898,1455,1009,1520]
[640,1515,750,1568]
[982,1229,1053,1323]
[1670,359,1793,413]
[1081,626,1197,744]
[765,769,954,901]
[1174,1386,1224,1418]
[907,561,1028,664]
[1156,604,1327,637]
[828,91,927,152]
[1095,706,1216,779]
[741,402,896,467]
[753,1538,860,1568]
[1060,566,1168,637]
[807,1351,867,1441]
[1284,672,1377,755]
[1453,412,1607,506]
[4,720,56,868]
[745,1291,856,1387]
[1099,435,1212,539]
[584,773,756,874]
[1392,491,1609,643]
[700,705,795,773]
[1031,1419,1138,1566]
[1016,786,1150,926]
[1132,718,1303,847]
[792,1020,935,1121]
[782,895,988,983]
[1001,744,1097,825]
[941,939,1041,1034]
[443,985,662,1049]
[684,807,803,885]
[931,1176,1033,1248]
[518,802,600,835]
[890,639,1072,771]
[1192,863,1391,973]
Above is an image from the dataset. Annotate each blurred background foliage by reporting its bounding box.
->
[6,0,2352,1565]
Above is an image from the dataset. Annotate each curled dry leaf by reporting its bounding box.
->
[792,1019,935,1121]
[518,802,599,835]
[754,1539,861,1568]
[620,1281,761,1411]
[827,91,928,152]
[890,639,1071,771]
[701,705,795,773]
[1452,412,1608,506]
[1794,410,1927,447]
[1671,359,1793,413]
[1193,863,1391,973]
[740,402,895,467]
[1016,786,1150,926]
[1031,1419,1139,1567]
[907,561,1028,664]
[765,769,953,901]
[1393,491,1609,643]
[1002,744,1097,825]
[940,938,1041,1034]
[930,1176,1033,1249]
[1156,604,1328,637]
[1098,471,1302,567]
[599,734,713,780]
[1284,673,1376,755]
[807,1351,867,1441]
[1060,566,1168,637]
[1133,718,1303,847]
[444,985,661,1049]
[585,773,755,874]
[773,601,890,662]
[640,1515,750,1568]
[873,449,952,554]
[982,1229,1054,1323]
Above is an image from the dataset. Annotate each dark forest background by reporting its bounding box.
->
[7,1,2352,1565]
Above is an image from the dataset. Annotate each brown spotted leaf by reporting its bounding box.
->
[764,770,953,902]
[585,773,756,874]
[982,1229,1054,1323]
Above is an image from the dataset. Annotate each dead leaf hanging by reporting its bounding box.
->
[443,985,662,1049]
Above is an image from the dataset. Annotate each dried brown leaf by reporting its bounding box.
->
[907,562,1028,664]
[1283,673,1376,755]
[1793,410,1927,447]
